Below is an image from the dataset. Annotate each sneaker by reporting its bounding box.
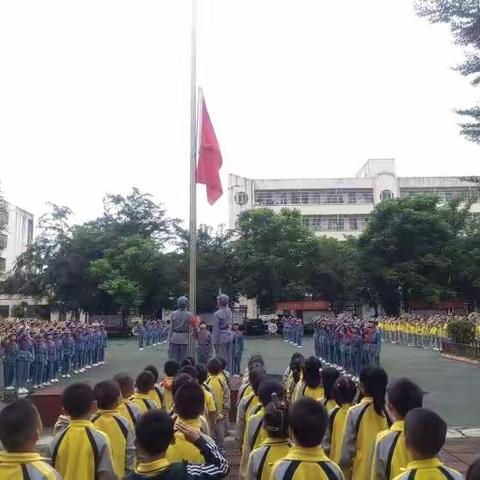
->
[139,348,144,351]
[73,369,79,374]
[61,374,66,378]
[66,374,71,378]
[80,368,86,373]
[44,382,51,386]
[86,365,91,369]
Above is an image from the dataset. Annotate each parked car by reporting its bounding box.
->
[244,318,266,336]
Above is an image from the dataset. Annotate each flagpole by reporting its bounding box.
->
[188,0,197,357]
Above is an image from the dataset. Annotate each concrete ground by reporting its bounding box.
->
[2,335,480,427]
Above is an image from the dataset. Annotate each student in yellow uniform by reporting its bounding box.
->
[319,367,340,411]
[271,397,343,480]
[144,364,165,409]
[237,355,265,406]
[167,380,217,464]
[245,400,291,480]
[130,371,159,414]
[206,358,231,452]
[240,380,284,477]
[128,410,229,480]
[293,356,324,401]
[371,378,424,480]
[235,367,266,448]
[196,364,218,430]
[159,359,180,412]
[0,399,62,480]
[171,373,211,435]
[49,383,116,480]
[393,408,463,480]
[92,380,136,478]
[283,353,305,403]
[113,372,142,429]
[340,366,391,480]
[323,376,357,464]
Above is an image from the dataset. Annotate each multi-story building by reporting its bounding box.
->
[0,200,34,275]
[228,159,480,239]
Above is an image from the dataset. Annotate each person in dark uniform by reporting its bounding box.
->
[168,297,193,364]
[212,294,234,373]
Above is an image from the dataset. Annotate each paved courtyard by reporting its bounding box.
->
[37,334,480,427]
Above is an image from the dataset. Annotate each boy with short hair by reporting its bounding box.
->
[167,381,216,464]
[92,380,136,478]
[113,372,142,428]
[0,399,62,480]
[393,408,463,480]
[49,383,116,480]
[144,364,165,409]
[206,358,231,452]
[130,371,159,413]
[127,410,229,479]
[271,397,343,480]
[371,378,424,480]
[160,360,180,411]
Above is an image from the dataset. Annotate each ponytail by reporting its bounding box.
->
[322,367,340,401]
[359,366,388,416]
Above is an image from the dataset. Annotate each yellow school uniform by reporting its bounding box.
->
[271,446,343,480]
[246,438,291,480]
[324,403,352,464]
[129,392,158,414]
[166,417,214,464]
[339,397,390,480]
[393,458,463,480]
[91,409,135,478]
[49,419,116,480]
[371,420,410,480]
[0,452,61,480]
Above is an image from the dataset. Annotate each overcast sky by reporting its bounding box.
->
[1,0,479,230]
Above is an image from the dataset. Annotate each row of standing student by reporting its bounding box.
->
[1,353,480,480]
[0,356,233,480]
[234,353,476,480]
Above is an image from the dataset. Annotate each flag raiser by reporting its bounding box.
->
[196,95,223,205]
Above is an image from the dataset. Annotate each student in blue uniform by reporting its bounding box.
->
[16,332,34,394]
[53,331,63,381]
[2,334,18,391]
[32,333,47,389]
[62,328,74,378]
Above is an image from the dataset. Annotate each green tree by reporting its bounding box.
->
[415,0,480,143]
[175,225,241,313]
[0,189,179,316]
[358,195,469,314]
[234,209,311,311]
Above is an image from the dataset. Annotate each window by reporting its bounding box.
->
[0,258,5,273]
[27,219,34,244]
[348,192,356,204]
[380,189,394,201]
[0,234,6,250]
[234,192,249,205]
[349,217,358,231]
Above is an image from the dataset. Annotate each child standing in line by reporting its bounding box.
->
[393,408,463,480]
[0,399,62,479]
[371,378,424,480]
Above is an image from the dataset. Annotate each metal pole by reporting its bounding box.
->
[188,0,198,357]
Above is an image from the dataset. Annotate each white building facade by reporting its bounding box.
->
[0,201,34,275]
[228,159,480,239]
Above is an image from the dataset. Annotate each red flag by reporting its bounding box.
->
[196,97,223,205]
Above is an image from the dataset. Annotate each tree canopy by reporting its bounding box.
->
[1,188,479,317]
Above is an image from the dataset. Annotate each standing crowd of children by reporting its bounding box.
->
[0,320,108,394]
[1,351,480,480]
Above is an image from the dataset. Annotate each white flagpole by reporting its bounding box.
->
[188,0,198,357]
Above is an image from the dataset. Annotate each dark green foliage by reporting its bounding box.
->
[447,319,476,344]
